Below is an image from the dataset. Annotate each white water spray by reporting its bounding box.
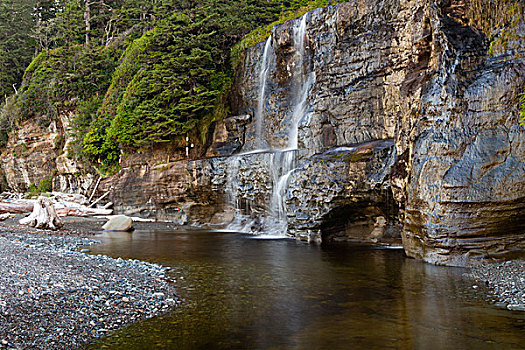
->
[226,14,314,237]
[254,35,273,150]
[265,14,313,236]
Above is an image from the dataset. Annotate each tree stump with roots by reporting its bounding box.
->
[19,197,63,230]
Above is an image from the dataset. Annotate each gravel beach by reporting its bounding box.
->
[469,260,525,312]
[0,222,178,349]
[0,215,522,349]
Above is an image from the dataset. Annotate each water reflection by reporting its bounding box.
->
[85,229,525,349]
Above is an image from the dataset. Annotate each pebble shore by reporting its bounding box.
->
[0,227,178,349]
[470,260,525,312]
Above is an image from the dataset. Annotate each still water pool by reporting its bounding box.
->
[85,228,525,349]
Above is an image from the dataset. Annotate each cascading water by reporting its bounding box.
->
[224,155,257,233]
[265,14,313,236]
[254,35,273,151]
[226,14,314,237]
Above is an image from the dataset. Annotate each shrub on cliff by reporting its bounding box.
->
[520,92,525,126]
[2,0,343,171]
[106,13,228,148]
[15,45,119,124]
[82,0,283,167]
[466,0,524,57]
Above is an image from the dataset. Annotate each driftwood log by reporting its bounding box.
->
[55,207,113,217]
[19,197,63,230]
[0,191,114,220]
[0,201,34,214]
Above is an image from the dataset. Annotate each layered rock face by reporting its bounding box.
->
[85,0,525,264]
[2,0,523,265]
[1,120,59,191]
[0,115,96,194]
[230,0,525,264]
[99,159,228,225]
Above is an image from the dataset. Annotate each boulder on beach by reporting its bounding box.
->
[102,215,133,231]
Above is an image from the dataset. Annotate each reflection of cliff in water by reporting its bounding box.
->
[86,228,525,349]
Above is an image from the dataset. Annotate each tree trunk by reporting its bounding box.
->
[19,197,63,230]
[0,201,33,214]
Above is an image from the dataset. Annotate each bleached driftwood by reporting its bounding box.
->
[0,192,22,200]
[56,207,113,217]
[89,191,110,208]
[50,192,89,206]
[1,191,113,219]
[19,197,63,230]
[0,201,34,214]
[96,215,156,223]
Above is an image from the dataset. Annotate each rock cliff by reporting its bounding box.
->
[231,0,525,264]
[0,114,96,194]
[2,0,524,266]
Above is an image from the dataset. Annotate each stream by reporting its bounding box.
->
[84,228,525,349]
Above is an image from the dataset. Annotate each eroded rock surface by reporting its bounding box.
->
[231,0,525,264]
[0,114,96,195]
[1,0,524,265]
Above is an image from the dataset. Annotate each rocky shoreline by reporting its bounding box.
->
[470,260,525,312]
[0,221,179,349]
[0,215,522,349]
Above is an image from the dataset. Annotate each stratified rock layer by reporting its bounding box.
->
[230,0,525,264]
[1,0,524,266]
[0,114,96,194]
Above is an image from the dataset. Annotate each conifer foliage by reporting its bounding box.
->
[0,0,331,171]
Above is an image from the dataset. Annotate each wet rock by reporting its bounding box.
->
[470,260,525,312]
[0,228,178,349]
[233,1,525,264]
[100,159,228,225]
[205,114,252,157]
[11,0,521,266]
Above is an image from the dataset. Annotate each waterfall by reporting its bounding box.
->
[226,14,313,237]
[264,14,312,236]
[254,35,273,151]
[224,155,256,233]
[269,150,297,221]
[286,73,314,150]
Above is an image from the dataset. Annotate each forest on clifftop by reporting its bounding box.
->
[0,0,344,173]
[0,0,522,175]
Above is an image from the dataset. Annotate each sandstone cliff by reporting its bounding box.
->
[1,0,524,266]
[228,0,525,264]
[0,112,97,195]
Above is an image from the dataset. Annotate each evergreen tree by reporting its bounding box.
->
[32,0,64,51]
[3,0,331,170]
[0,0,35,99]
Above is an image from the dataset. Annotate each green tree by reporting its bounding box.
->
[0,0,35,99]
[106,12,223,147]
[4,0,332,171]
[32,1,64,52]
[54,0,84,46]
